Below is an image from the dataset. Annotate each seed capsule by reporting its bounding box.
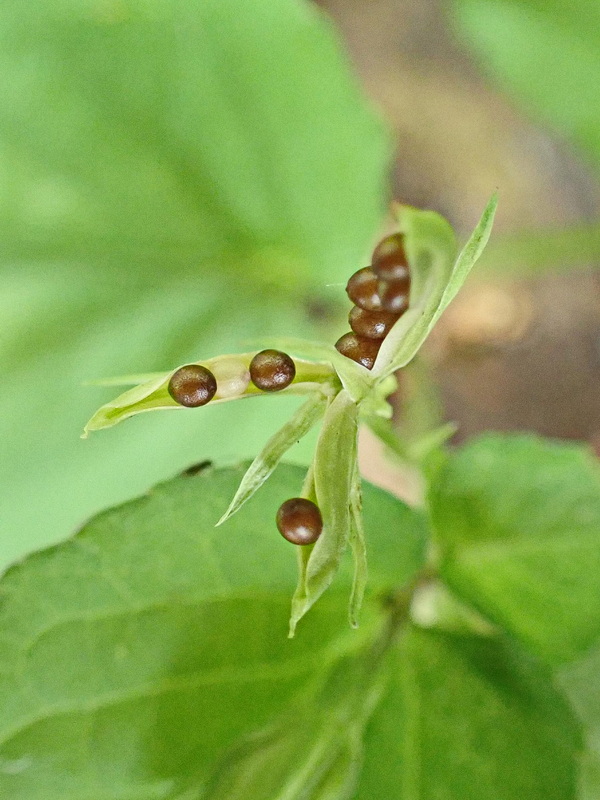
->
[378,279,410,314]
[345,267,382,311]
[249,349,296,392]
[371,233,410,282]
[335,331,381,370]
[168,364,217,407]
[276,497,323,545]
[348,305,400,340]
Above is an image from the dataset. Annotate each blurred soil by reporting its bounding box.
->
[320,0,600,468]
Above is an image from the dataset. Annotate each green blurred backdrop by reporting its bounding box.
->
[2,0,599,567]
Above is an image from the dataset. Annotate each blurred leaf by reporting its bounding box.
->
[0,0,389,279]
[429,433,600,663]
[454,0,600,169]
[479,223,600,277]
[0,462,426,799]
[375,194,497,379]
[559,644,600,800]
[356,627,581,800]
[0,0,390,563]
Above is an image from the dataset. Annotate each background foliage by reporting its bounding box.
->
[453,0,600,271]
[0,0,389,565]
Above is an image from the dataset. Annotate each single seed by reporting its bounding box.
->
[345,267,382,311]
[378,279,410,314]
[371,233,410,282]
[276,497,323,545]
[249,349,296,392]
[348,305,400,340]
[335,331,381,370]
[168,364,217,407]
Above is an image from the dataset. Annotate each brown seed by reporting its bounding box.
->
[335,331,381,370]
[348,305,400,340]
[168,364,217,407]
[371,233,410,282]
[378,279,410,314]
[345,267,382,311]
[249,349,296,392]
[276,498,323,545]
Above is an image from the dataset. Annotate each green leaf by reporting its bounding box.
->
[0,0,389,565]
[0,0,390,280]
[290,390,359,635]
[202,652,385,800]
[429,433,600,664]
[0,462,426,799]
[216,391,329,526]
[559,644,600,799]
[356,627,582,800]
[374,193,497,379]
[454,0,600,170]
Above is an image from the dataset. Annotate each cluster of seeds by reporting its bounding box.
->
[335,232,411,370]
[168,233,409,547]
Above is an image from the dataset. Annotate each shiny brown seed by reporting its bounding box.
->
[345,267,382,311]
[168,364,217,407]
[348,305,400,340]
[371,233,410,282]
[249,349,296,392]
[378,279,410,314]
[335,331,381,370]
[276,497,323,545]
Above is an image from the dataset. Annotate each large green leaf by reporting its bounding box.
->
[0,0,389,277]
[201,652,386,800]
[0,0,390,564]
[454,0,600,169]
[0,462,426,799]
[429,434,600,663]
[356,627,582,800]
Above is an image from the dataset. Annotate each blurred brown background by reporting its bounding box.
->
[320,0,600,450]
